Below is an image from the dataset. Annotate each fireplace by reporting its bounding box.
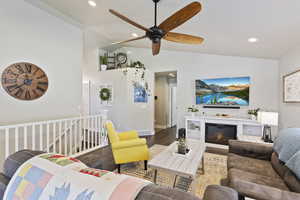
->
[205,123,237,145]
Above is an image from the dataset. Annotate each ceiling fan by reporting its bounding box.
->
[109,0,204,56]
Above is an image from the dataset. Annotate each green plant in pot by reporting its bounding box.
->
[248,108,260,120]
[188,105,199,117]
[100,55,108,71]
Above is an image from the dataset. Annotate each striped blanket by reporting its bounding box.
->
[3,153,150,200]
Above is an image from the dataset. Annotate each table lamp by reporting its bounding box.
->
[257,111,278,143]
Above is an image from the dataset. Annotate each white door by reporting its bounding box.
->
[171,86,177,127]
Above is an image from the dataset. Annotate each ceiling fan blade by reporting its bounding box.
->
[152,42,161,56]
[159,2,202,33]
[163,32,204,44]
[109,9,150,32]
[112,35,147,45]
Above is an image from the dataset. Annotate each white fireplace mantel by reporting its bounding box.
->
[185,115,264,148]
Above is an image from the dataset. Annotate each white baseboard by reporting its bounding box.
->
[137,130,155,136]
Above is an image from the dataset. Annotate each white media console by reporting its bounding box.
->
[185,115,265,149]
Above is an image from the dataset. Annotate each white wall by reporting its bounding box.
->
[125,47,280,131]
[87,69,154,135]
[279,45,300,129]
[0,1,83,125]
[82,34,154,135]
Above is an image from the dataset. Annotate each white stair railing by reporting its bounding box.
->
[0,115,108,168]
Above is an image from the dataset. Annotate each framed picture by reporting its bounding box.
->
[195,76,250,106]
[134,84,148,103]
[283,69,300,103]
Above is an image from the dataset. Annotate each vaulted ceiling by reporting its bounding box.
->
[26,0,300,59]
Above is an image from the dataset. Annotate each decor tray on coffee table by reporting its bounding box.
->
[148,139,206,192]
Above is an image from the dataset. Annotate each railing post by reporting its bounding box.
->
[83,117,86,151]
[64,120,67,155]
[24,126,28,149]
[47,123,50,152]
[15,127,19,152]
[40,124,43,151]
[53,123,56,153]
[59,121,62,154]
[79,118,83,151]
[75,119,78,154]
[5,128,9,159]
[32,125,36,150]
[69,120,73,155]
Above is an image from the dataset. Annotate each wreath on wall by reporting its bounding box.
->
[99,88,111,101]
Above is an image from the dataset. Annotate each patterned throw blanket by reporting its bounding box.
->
[3,153,150,200]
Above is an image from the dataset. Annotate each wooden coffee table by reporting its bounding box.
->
[148,139,205,192]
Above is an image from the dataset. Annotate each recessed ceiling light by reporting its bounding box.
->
[132,33,138,37]
[248,37,258,43]
[88,0,97,7]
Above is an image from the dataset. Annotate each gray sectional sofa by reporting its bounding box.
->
[227,140,300,200]
[0,150,238,200]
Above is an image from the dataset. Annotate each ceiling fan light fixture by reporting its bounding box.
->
[109,1,203,56]
[248,37,258,43]
[88,0,97,7]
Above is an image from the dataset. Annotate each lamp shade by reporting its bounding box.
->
[258,111,278,126]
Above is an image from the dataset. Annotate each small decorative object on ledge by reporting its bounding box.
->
[99,55,108,71]
[248,108,260,120]
[188,105,199,117]
[99,85,113,105]
[283,69,300,103]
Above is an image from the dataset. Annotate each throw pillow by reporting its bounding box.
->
[273,128,300,163]
[286,150,300,180]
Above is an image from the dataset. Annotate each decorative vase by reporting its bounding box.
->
[178,138,187,155]
[101,64,107,71]
[251,115,257,120]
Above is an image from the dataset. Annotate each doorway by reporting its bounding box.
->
[154,71,177,133]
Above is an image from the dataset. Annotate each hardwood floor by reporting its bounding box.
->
[76,126,177,171]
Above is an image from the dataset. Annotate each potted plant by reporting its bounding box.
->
[188,105,199,117]
[100,55,108,71]
[248,108,260,120]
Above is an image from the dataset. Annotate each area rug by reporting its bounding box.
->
[120,144,227,198]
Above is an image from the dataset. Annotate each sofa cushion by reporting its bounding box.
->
[3,150,44,178]
[136,184,200,200]
[273,128,300,163]
[283,169,300,193]
[228,153,280,179]
[0,173,9,200]
[271,152,289,178]
[229,140,273,161]
[286,150,300,179]
[203,185,238,200]
[229,168,290,200]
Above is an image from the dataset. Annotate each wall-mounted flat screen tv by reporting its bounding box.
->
[196,76,250,106]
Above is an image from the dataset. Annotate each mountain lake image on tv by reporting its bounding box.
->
[196,77,250,106]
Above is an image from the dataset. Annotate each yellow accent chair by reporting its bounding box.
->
[105,121,150,173]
